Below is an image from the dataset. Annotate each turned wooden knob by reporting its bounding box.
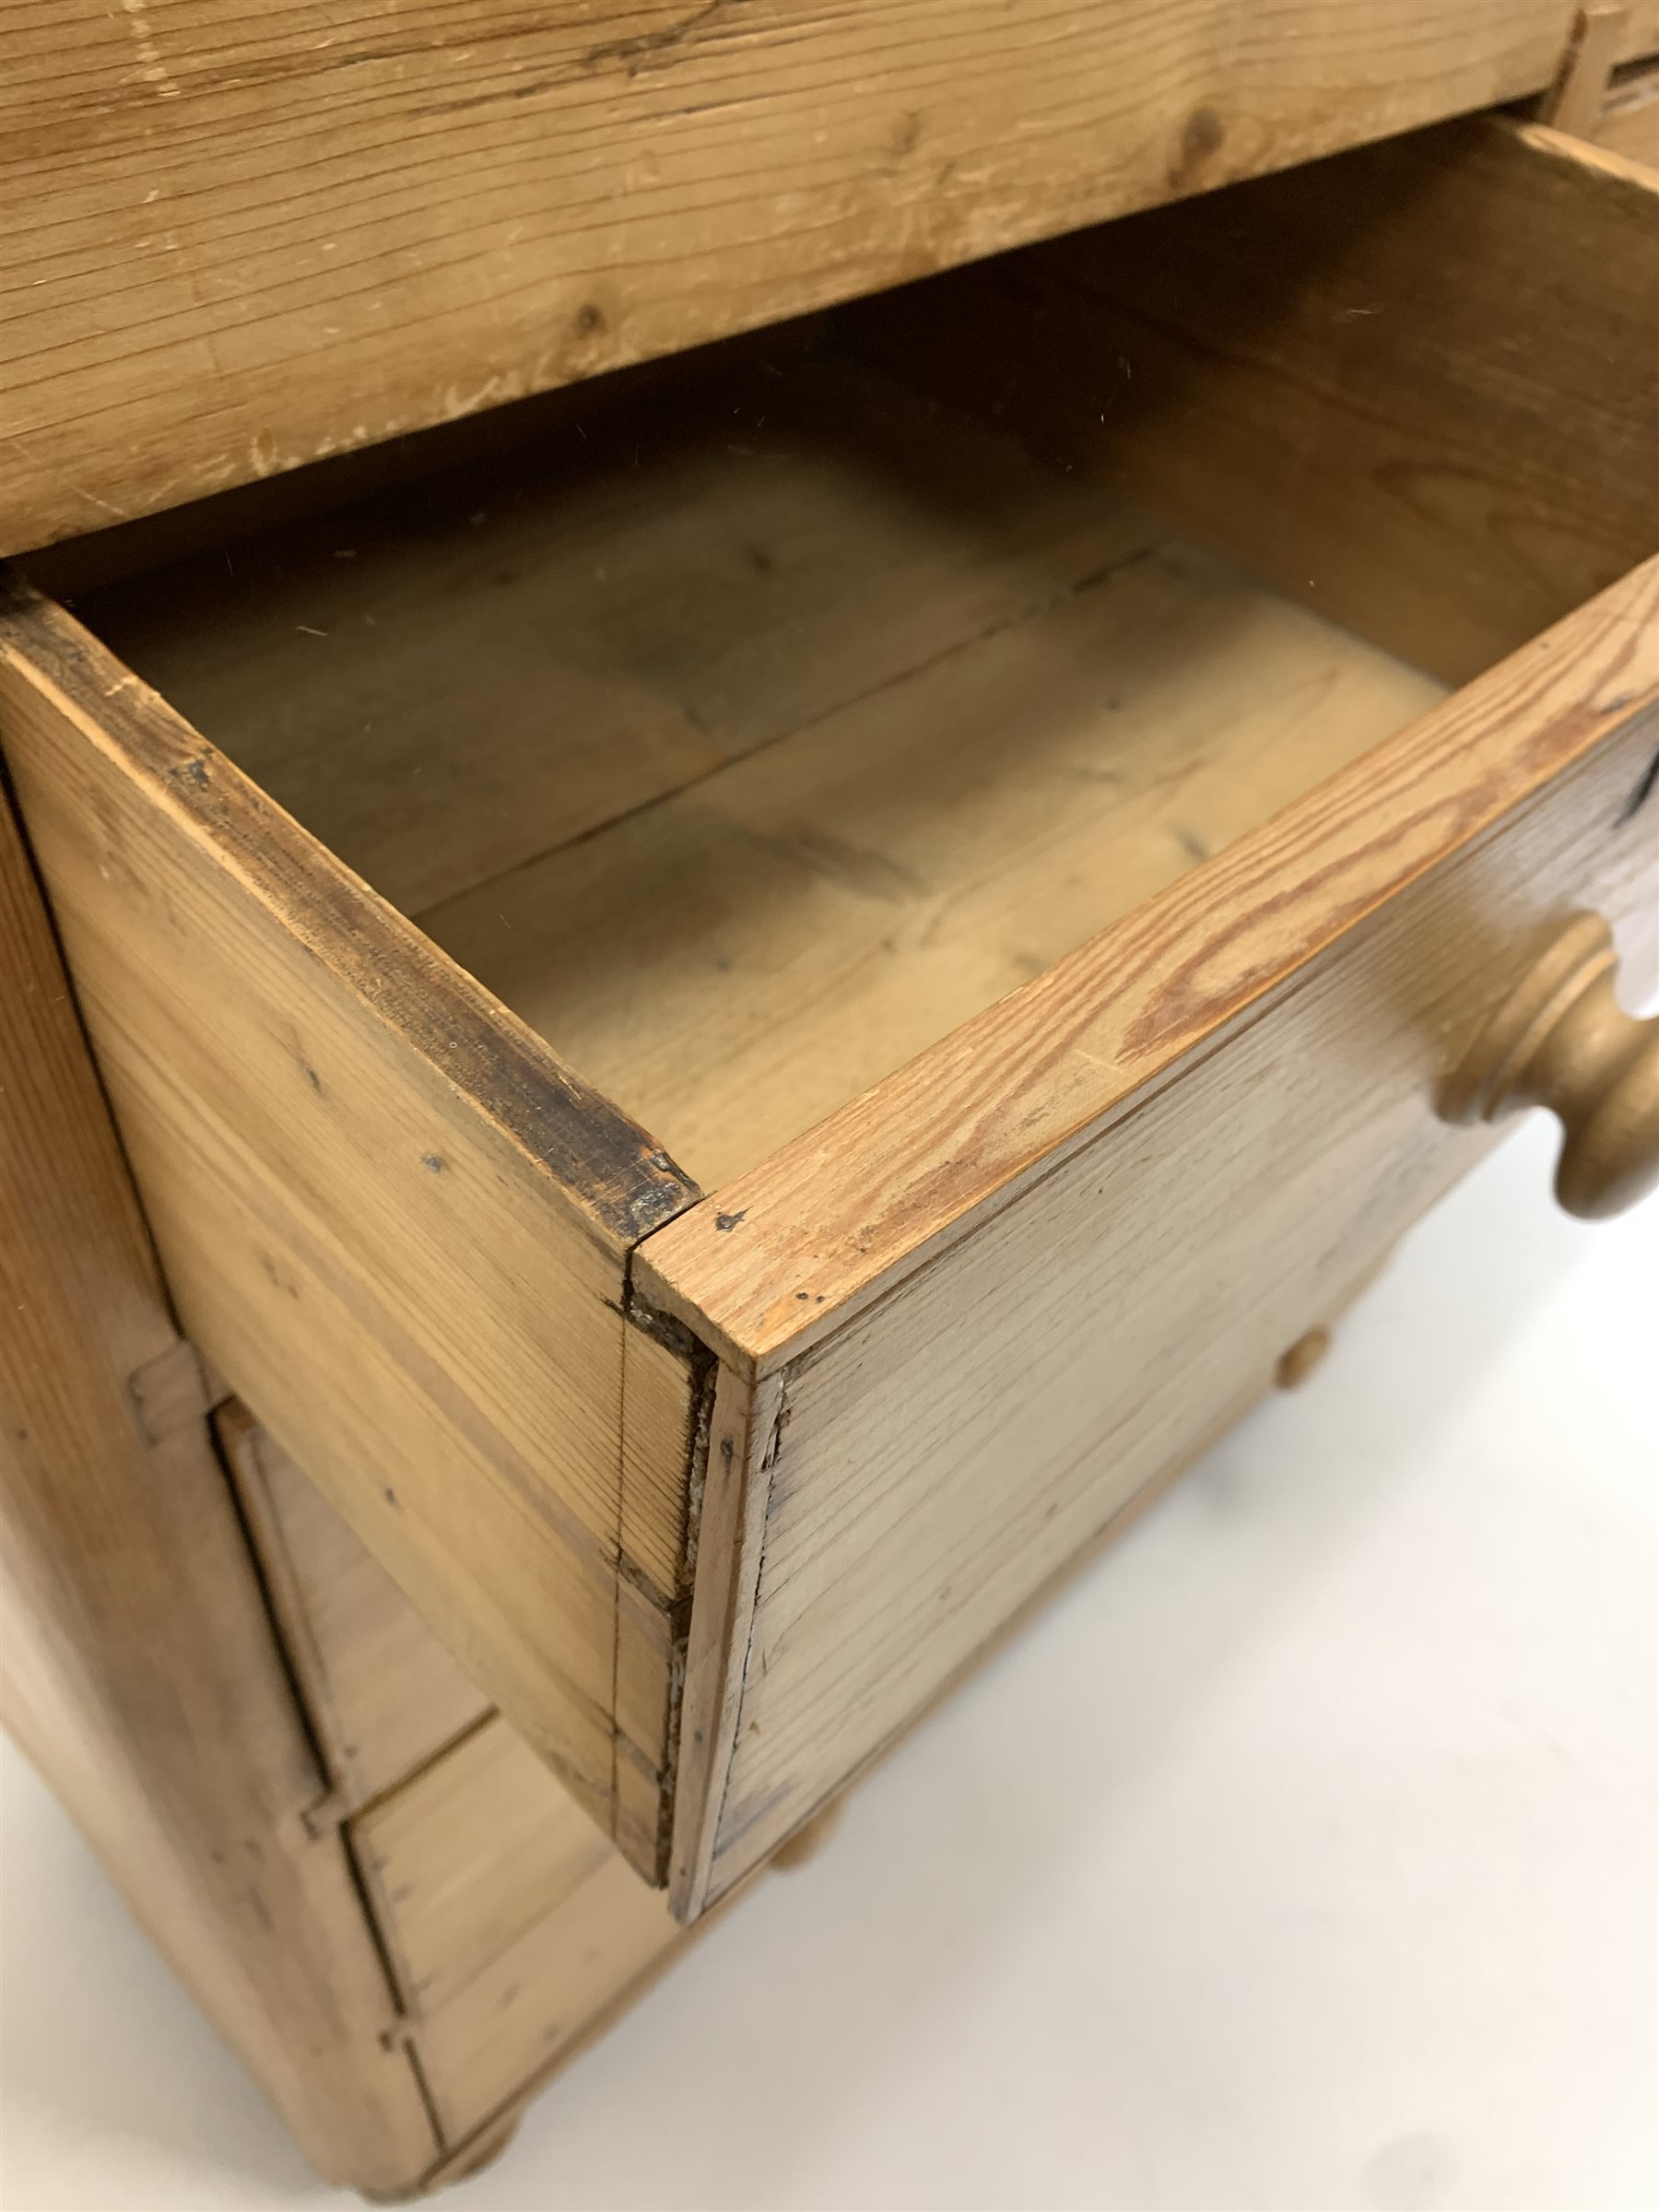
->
[1441,913,1659,1219]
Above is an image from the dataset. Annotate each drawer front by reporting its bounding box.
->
[643,568,1659,1913]
[353,1712,683,2146]
[638,112,1659,1914]
[222,1401,688,2138]
[13,6,1659,555]
[0,580,703,1877]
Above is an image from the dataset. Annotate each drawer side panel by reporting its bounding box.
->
[0,577,701,1876]
[0,774,440,2194]
[9,4,1659,551]
[646,562,1659,1912]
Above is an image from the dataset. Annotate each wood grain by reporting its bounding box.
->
[851,112,1659,687]
[649,570,1659,1908]
[355,1716,620,2018]
[73,351,1440,1198]
[218,1406,490,1810]
[18,329,816,605]
[416,522,1439,1190]
[211,1405,698,2145]
[412,1835,683,2147]
[0,572,701,1876]
[667,1364,787,1911]
[0,781,438,2194]
[14,2,1655,553]
[641,560,1659,1376]
[78,354,1159,916]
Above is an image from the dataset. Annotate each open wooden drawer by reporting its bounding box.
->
[4,112,1655,1923]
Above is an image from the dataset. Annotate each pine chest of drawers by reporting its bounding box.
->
[4,7,1657,2193]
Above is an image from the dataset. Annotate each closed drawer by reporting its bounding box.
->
[225,1398,693,2144]
[360,1724,682,2145]
[4,112,1655,1919]
[218,1406,490,1809]
[15,5,1659,555]
[355,1714,624,2018]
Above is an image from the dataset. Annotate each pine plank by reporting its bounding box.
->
[78,355,1161,915]
[414,1846,682,2147]
[356,1717,622,2018]
[0,574,701,1875]
[0,782,439,2194]
[13,2,1658,550]
[74,352,1435,1199]
[419,535,1441,1189]
[218,1406,491,1810]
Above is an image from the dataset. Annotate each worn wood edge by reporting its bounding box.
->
[636,559,1659,1377]
[2,568,715,1881]
[665,1365,786,1920]
[18,321,828,601]
[614,1290,720,1884]
[1538,6,1631,134]
[0,567,700,1254]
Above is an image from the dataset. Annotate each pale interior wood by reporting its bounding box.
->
[355,1713,619,2019]
[412,1842,682,2147]
[849,113,1659,693]
[80,349,1445,1194]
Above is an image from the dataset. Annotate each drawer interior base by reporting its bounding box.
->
[76,346,1444,1190]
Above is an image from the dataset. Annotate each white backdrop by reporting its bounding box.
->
[3,1113,1653,2212]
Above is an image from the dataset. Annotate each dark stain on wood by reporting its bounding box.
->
[1168,104,1225,193]
[1617,742,1659,824]
[582,0,731,78]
